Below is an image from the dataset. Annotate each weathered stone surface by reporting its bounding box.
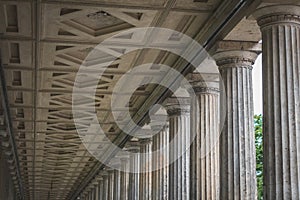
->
[139,137,152,200]
[151,123,169,200]
[120,157,129,200]
[127,145,140,200]
[101,172,109,200]
[166,97,190,200]
[107,169,115,200]
[253,5,300,200]
[188,73,220,200]
[214,49,258,200]
[113,168,121,200]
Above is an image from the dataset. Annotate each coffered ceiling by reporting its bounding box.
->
[0,0,254,199]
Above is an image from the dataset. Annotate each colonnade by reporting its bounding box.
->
[79,4,300,200]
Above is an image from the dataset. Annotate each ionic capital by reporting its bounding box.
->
[186,73,220,94]
[125,141,140,153]
[213,51,259,69]
[138,137,152,146]
[165,97,190,116]
[149,114,168,131]
[100,170,110,177]
[127,146,140,153]
[109,158,122,169]
[253,5,300,28]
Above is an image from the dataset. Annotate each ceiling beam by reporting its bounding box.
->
[0,54,25,198]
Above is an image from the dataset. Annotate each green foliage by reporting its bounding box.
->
[254,114,263,200]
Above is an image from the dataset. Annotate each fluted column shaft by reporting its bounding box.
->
[102,173,109,200]
[120,158,129,200]
[98,179,103,200]
[214,50,258,199]
[86,190,90,200]
[88,189,93,200]
[188,73,220,200]
[107,169,114,200]
[152,124,169,200]
[139,138,152,200]
[128,146,140,200]
[89,189,94,200]
[254,5,300,199]
[166,97,190,200]
[92,188,95,200]
[95,183,99,200]
[152,131,158,200]
[113,169,120,200]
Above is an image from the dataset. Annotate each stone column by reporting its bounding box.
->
[120,157,129,200]
[139,137,152,200]
[81,192,85,200]
[88,189,93,200]
[82,192,86,200]
[80,193,84,200]
[127,145,140,200]
[166,97,190,200]
[213,42,260,199]
[85,190,89,200]
[253,5,300,199]
[107,169,115,200]
[101,171,109,200]
[91,188,95,200]
[95,182,99,200]
[89,191,92,200]
[80,194,83,200]
[85,191,89,200]
[188,73,220,200]
[83,192,87,200]
[151,121,169,200]
[113,168,121,200]
[88,189,91,200]
[98,178,104,200]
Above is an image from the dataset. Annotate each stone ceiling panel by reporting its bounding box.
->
[0,1,33,37]
[42,4,157,42]
[224,17,261,42]
[174,0,220,11]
